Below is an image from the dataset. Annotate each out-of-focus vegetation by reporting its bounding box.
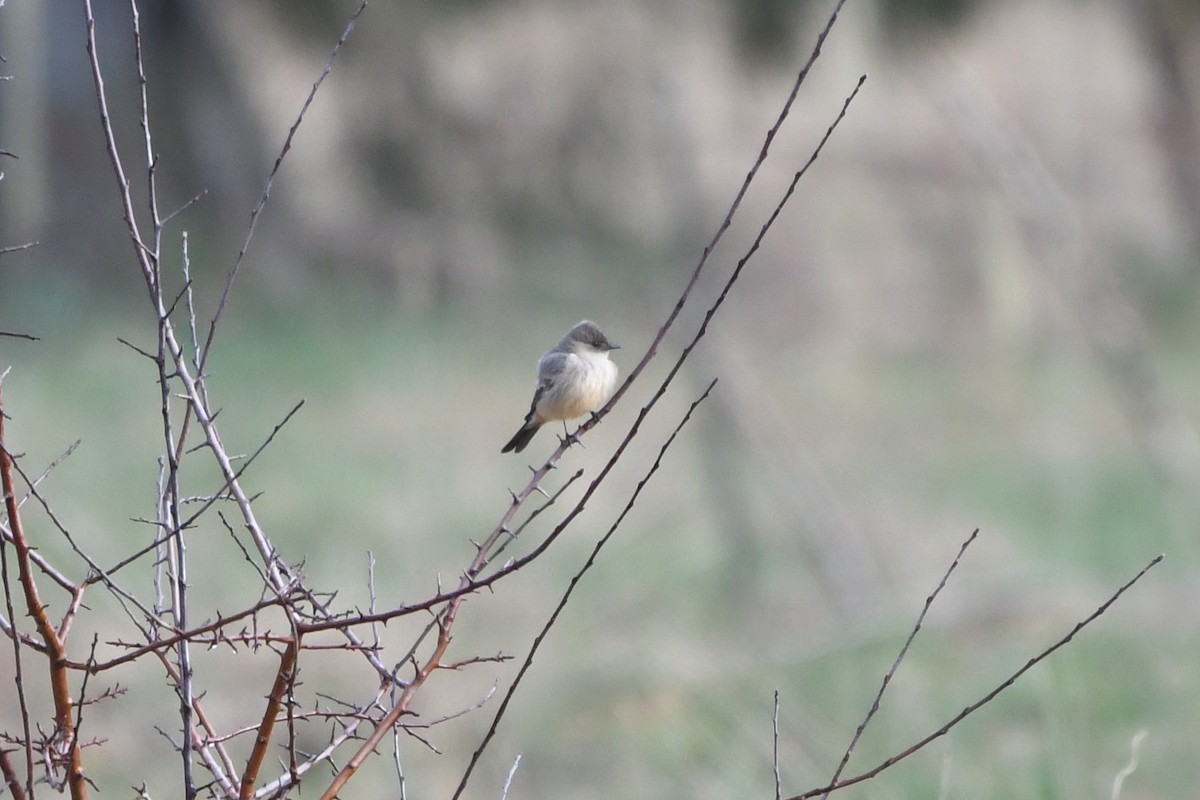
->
[2,0,1199,797]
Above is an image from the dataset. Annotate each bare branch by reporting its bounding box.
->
[161,190,208,226]
[0,389,86,797]
[151,649,239,798]
[15,438,81,513]
[500,754,522,800]
[487,0,853,546]
[0,500,36,800]
[0,747,28,800]
[0,242,40,259]
[239,639,299,799]
[83,0,153,281]
[820,528,979,795]
[452,379,717,799]
[299,69,867,647]
[196,0,369,373]
[0,328,39,339]
[773,691,782,800]
[789,553,1165,799]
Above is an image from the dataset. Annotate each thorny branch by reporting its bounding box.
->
[484,0,853,568]
[75,0,400,796]
[451,380,718,799]
[36,2,865,796]
[1,0,1162,797]
[239,639,298,800]
[294,53,868,645]
[1,388,87,797]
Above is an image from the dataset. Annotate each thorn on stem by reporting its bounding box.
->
[557,429,585,449]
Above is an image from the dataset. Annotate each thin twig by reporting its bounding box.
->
[489,469,585,569]
[3,444,176,662]
[392,725,407,800]
[600,0,851,429]
[501,754,522,800]
[486,0,852,549]
[15,438,81,513]
[84,0,152,277]
[0,388,86,797]
[177,400,305,532]
[0,493,35,799]
[298,72,866,638]
[773,691,782,800]
[151,649,239,798]
[0,242,40,259]
[0,509,79,597]
[96,399,305,584]
[128,0,163,269]
[250,716,364,798]
[451,380,716,799]
[820,528,979,796]
[195,0,369,376]
[161,190,208,226]
[62,595,285,672]
[789,553,1164,799]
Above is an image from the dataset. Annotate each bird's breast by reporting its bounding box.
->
[536,354,617,421]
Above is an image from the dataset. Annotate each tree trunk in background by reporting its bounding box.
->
[0,2,49,248]
[1128,0,1200,270]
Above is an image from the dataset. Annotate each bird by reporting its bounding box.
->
[501,321,620,454]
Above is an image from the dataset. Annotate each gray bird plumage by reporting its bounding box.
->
[501,321,620,454]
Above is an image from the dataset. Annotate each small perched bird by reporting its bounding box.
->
[501,320,620,454]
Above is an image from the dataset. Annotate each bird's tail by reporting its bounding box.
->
[501,422,540,454]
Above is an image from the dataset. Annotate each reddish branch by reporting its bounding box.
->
[317,593,465,798]
[0,747,28,800]
[240,638,299,799]
[1,388,88,799]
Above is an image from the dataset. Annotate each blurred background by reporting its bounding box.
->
[2,0,1199,797]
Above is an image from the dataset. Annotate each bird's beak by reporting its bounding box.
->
[609,342,621,350]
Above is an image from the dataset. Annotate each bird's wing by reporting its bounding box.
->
[523,383,545,424]
[537,351,569,384]
[525,351,569,423]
